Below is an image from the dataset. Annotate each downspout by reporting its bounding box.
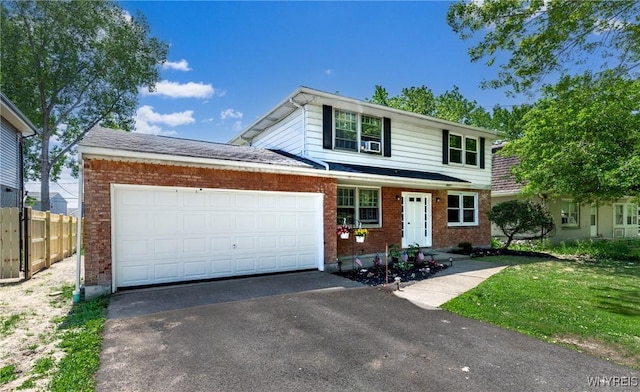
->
[20,132,37,276]
[289,98,329,170]
[73,151,83,303]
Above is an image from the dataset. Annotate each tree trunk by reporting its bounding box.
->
[40,136,50,212]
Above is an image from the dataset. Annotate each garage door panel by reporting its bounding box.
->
[183,238,208,254]
[154,190,179,206]
[119,239,149,257]
[154,239,180,256]
[183,214,208,233]
[258,256,277,271]
[235,256,256,273]
[184,260,208,278]
[114,186,322,288]
[299,253,317,268]
[211,257,233,275]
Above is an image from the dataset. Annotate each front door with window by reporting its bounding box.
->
[402,192,432,248]
[590,204,598,237]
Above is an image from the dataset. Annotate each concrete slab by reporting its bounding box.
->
[394,259,508,310]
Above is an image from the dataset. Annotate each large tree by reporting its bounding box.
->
[505,72,640,203]
[447,0,640,95]
[448,0,640,201]
[368,84,527,137]
[1,0,168,210]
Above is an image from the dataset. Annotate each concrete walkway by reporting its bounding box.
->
[394,256,509,310]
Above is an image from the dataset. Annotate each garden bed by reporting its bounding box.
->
[333,260,449,286]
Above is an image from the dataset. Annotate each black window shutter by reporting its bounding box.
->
[442,129,449,164]
[479,137,486,169]
[322,105,333,149]
[383,117,391,157]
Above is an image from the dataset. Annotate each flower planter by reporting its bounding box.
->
[355,235,365,243]
[340,233,350,239]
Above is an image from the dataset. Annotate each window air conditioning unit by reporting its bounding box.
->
[362,141,381,153]
[614,228,625,238]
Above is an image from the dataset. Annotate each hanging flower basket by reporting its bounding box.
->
[354,228,368,243]
[337,224,351,239]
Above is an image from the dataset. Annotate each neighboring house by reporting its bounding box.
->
[28,192,68,214]
[491,144,639,242]
[78,86,496,297]
[0,93,36,208]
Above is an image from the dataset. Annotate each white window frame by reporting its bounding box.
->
[447,191,479,226]
[561,200,579,227]
[334,109,382,155]
[614,203,638,228]
[448,133,478,166]
[336,186,381,227]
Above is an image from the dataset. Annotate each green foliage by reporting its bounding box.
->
[368,84,528,137]
[511,238,640,262]
[33,356,55,375]
[442,256,640,369]
[49,296,109,392]
[1,313,23,336]
[490,237,503,249]
[488,200,554,248]
[387,243,402,260]
[457,242,473,254]
[504,73,640,203]
[1,0,168,209]
[0,365,17,385]
[447,0,640,94]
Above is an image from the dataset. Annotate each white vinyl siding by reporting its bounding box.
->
[305,104,491,186]
[250,110,304,152]
[0,120,20,189]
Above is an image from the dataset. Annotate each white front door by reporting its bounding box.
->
[402,192,432,248]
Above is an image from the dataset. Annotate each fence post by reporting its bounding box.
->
[45,211,51,268]
[25,207,32,279]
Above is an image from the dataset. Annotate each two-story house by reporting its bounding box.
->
[1,93,37,208]
[78,87,496,297]
[28,192,68,214]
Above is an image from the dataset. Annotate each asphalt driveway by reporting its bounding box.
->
[97,271,637,392]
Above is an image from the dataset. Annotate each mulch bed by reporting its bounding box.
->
[333,260,449,287]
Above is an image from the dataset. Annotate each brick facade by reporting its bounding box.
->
[83,158,490,293]
[82,158,337,289]
[336,187,491,258]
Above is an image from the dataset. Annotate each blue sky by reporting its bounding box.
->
[120,1,525,143]
[34,0,532,208]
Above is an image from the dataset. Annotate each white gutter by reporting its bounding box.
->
[73,151,83,303]
[289,98,329,171]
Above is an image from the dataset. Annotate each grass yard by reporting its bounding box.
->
[442,255,640,369]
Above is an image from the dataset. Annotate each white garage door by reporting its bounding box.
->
[112,184,323,289]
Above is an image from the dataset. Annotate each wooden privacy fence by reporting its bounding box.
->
[0,207,79,280]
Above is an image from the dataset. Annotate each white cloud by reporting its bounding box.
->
[163,59,192,71]
[202,117,215,123]
[134,105,195,136]
[232,120,243,132]
[140,80,214,98]
[220,109,243,120]
[324,69,333,76]
[136,105,195,126]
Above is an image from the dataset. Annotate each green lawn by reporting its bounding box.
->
[441,255,640,369]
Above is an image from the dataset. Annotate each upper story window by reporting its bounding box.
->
[334,109,382,155]
[449,133,478,166]
[447,192,478,226]
[561,200,579,226]
[442,130,485,169]
[337,186,380,226]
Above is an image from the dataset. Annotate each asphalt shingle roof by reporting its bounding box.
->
[326,162,469,183]
[491,144,521,194]
[79,126,320,169]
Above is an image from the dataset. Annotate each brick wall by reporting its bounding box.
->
[336,187,491,258]
[83,158,337,288]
